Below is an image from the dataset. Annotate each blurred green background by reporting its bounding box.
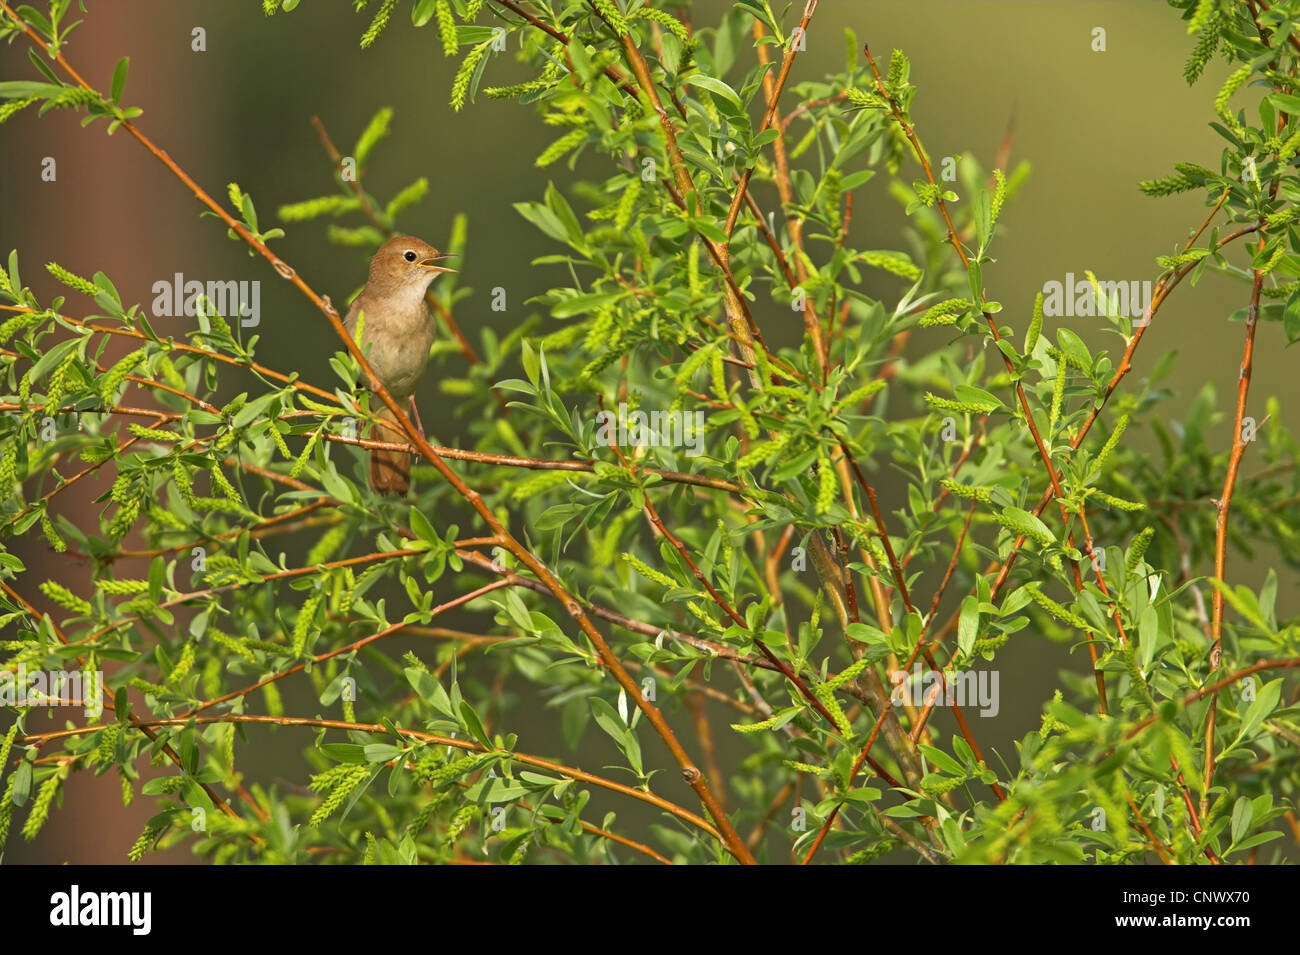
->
[0,0,1285,863]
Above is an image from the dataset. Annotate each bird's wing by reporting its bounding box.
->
[343,293,365,337]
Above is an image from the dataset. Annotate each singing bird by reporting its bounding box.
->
[343,235,456,494]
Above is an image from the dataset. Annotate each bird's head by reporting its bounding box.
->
[368,235,457,294]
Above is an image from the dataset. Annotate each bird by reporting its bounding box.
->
[343,235,455,494]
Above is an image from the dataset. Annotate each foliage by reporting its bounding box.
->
[0,0,1298,865]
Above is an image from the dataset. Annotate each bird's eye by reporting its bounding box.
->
[403,250,417,262]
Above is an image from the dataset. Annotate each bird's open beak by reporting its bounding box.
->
[417,252,457,274]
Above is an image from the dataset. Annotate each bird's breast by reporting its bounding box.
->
[347,295,435,400]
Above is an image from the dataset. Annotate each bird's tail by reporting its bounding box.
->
[368,406,410,495]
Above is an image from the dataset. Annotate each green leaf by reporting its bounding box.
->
[460,700,491,747]
[110,57,128,104]
[918,744,965,776]
[684,74,743,112]
[1239,678,1282,739]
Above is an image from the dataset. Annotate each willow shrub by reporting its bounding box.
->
[0,0,1298,864]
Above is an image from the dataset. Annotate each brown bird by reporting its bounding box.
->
[343,235,455,494]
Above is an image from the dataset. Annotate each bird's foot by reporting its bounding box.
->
[409,397,426,441]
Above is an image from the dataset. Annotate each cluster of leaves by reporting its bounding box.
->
[0,0,1298,864]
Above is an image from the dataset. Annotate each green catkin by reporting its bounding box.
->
[129,677,169,697]
[484,77,558,99]
[276,195,361,221]
[310,763,371,825]
[1126,526,1156,574]
[1138,173,1198,197]
[435,0,458,55]
[1026,586,1090,631]
[451,41,493,112]
[844,86,888,110]
[99,348,146,400]
[306,524,348,566]
[127,821,166,862]
[93,723,122,767]
[784,760,824,774]
[535,128,585,167]
[269,421,292,459]
[310,762,362,794]
[940,479,992,503]
[972,632,1009,655]
[632,6,689,41]
[1187,0,1218,35]
[886,49,909,90]
[109,497,141,539]
[824,657,871,692]
[0,96,39,124]
[594,0,628,34]
[292,590,325,656]
[360,0,398,48]
[445,803,480,841]
[1122,642,1156,707]
[208,465,243,504]
[408,790,451,836]
[841,839,898,864]
[40,511,65,552]
[1259,244,1286,276]
[814,686,852,735]
[920,773,965,797]
[790,124,818,160]
[861,250,921,281]
[0,724,18,784]
[710,350,728,400]
[43,352,78,413]
[622,553,677,588]
[918,298,972,327]
[167,642,196,688]
[994,510,1054,548]
[739,430,793,470]
[96,578,150,597]
[423,754,482,786]
[614,178,641,232]
[21,773,61,840]
[1048,356,1067,435]
[0,777,14,846]
[816,458,837,514]
[0,310,50,344]
[173,458,196,506]
[385,177,428,219]
[127,424,178,443]
[1214,63,1251,135]
[990,168,1008,225]
[262,681,284,718]
[731,715,780,733]
[120,767,133,807]
[45,262,98,296]
[925,392,999,416]
[1155,249,1210,269]
[1025,292,1044,355]
[0,447,16,493]
[40,581,91,615]
[1090,489,1145,512]
[1092,414,1129,473]
[290,428,321,479]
